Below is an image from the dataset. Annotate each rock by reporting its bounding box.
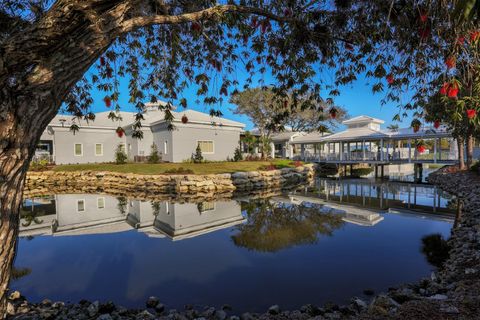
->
[300,304,323,316]
[268,305,280,315]
[184,304,193,310]
[42,299,52,306]
[240,312,255,320]
[215,310,227,320]
[97,314,113,320]
[229,316,240,320]
[88,301,100,317]
[440,305,459,314]
[8,290,21,301]
[98,301,115,314]
[155,303,166,313]
[6,302,15,315]
[52,301,65,308]
[146,296,160,308]
[428,294,448,300]
[136,310,155,319]
[351,297,367,311]
[222,304,232,311]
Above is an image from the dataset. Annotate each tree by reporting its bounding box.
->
[114,144,128,164]
[148,143,161,164]
[233,146,243,162]
[231,87,345,158]
[242,131,258,155]
[0,0,477,314]
[193,144,203,163]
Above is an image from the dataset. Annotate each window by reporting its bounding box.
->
[197,141,214,154]
[77,199,85,212]
[95,144,103,156]
[74,143,83,156]
[164,141,168,154]
[198,202,215,213]
[97,197,105,209]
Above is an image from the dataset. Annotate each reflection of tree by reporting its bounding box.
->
[421,233,450,268]
[232,199,344,252]
[151,201,161,218]
[11,267,31,282]
[19,209,44,227]
[117,197,128,215]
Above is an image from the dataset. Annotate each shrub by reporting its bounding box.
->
[30,158,50,171]
[351,167,374,177]
[115,144,128,164]
[193,144,204,163]
[289,160,303,167]
[148,143,161,164]
[470,161,480,174]
[233,147,243,162]
[164,167,194,174]
[245,154,260,161]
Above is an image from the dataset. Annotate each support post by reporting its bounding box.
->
[380,139,384,161]
[408,139,412,163]
[434,138,437,163]
[301,144,305,160]
[381,164,384,179]
[362,140,366,160]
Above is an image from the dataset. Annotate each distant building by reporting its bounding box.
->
[37,104,245,164]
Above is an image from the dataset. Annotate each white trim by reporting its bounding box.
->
[74,143,83,156]
[164,140,168,155]
[97,197,105,209]
[197,140,214,154]
[95,143,103,156]
[76,199,85,212]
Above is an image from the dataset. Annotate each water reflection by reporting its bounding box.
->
[15,180,454,312]
[20,194,245,241]
[232,199,344,252]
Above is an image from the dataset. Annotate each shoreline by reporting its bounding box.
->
[9,167,480,319]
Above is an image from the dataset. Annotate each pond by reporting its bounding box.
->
[13,179,454,313]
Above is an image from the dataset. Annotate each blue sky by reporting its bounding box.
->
[85,63,413,133]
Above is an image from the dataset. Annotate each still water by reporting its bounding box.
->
[14,179,454,312]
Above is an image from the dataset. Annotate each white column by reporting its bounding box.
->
[289,144,294,159]
[340,142,343,161]
[362,140,366,160]
[434,138,437,163]
[380,139,384,161]
[408,139,412,163]
[270,142,275,158]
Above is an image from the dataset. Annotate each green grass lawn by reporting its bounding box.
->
[52,159,301,175]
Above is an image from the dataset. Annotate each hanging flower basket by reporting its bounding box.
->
[416,140,427,154]
[116,127,125,138]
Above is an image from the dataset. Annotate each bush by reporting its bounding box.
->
[115,144,128,164]
[470,161,480,174]
[30,158,50,171]
[148,143,161,164]
[193,144,204,163]
[351,167,374,177]
[164,167,194,174]
[233,147,243,162]
[289,160,303,167]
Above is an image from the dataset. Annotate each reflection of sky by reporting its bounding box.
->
[14,197,451,313]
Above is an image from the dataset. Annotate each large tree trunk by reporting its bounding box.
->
[466,134,474,169]
[457,136,466,170]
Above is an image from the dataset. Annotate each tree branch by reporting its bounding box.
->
[120,4,292,33]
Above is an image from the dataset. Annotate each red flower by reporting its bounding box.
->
[329,108,337,119]
[439,82,449,95]
[434,120,441,129]
[116,127,124,138]
[181,115,188,124]
[445,56,456,69]
[104,97,112,108]
[386,74,394,85]
[467,109,477,119]
[447,86,459,98]
[419,14,428,23]
[470,30,480,43]
[416,145,426,153]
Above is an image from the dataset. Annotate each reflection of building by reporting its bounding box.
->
[19,195,245,240]
[284,195,384,227]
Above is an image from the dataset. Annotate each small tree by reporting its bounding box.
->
[115,144,127,164]
[193,144,204,163]
[234,146,243,162]
[148,143,161,163]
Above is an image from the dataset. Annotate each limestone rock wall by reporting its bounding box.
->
[25,164,315,195]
